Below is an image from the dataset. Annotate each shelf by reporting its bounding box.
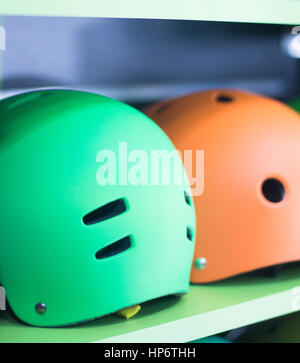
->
[1,264,300,343]
[0,78,293,104]
[0,0,300,24]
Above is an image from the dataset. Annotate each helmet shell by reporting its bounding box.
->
[0,90,195,326]
[145,89,300,283]
[290,97,300,113]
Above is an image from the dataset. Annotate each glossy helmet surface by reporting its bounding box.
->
[0,90,195,326]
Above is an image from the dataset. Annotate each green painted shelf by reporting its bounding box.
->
[0,0,300,24]
[1,264,300,343]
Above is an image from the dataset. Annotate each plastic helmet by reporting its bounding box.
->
[290,97,300,113]
[0,90,195,327]
[145,89,300,283]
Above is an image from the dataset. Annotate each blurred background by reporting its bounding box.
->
[1,16,300,106]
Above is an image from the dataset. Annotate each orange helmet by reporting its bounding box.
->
[145,89,300,283]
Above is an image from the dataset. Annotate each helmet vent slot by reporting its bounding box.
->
[184,190,192,206]
[216,94,233,103]
[186,227,194,241]
[95,236,131,260]
[83,198,127,225]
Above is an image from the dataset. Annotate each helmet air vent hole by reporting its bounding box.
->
[184,190,192,206]
[83,198,127,225]
[186,227,194,241]
[262,178,285,203]
[216,94,233,103]
[95,236,131,260]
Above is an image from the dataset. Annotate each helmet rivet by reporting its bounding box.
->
[195,257,207,270]
[35,303,47,315]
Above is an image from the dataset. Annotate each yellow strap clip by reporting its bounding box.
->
[116,305,141,319]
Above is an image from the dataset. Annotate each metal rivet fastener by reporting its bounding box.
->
[35,303,47,315]
[195,257,207,270]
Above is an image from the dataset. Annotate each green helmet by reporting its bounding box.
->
[0,90,195,327]
[289,97,300,113]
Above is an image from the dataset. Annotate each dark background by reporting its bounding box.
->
[2,16,300,105]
